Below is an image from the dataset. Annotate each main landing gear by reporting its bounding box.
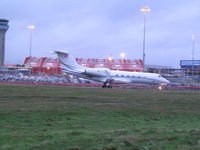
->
[102,82,112,88]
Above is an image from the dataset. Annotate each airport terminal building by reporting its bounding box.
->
[180,60,200,75]
[22,57,143,74]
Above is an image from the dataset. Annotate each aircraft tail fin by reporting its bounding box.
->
[54,51,84,71]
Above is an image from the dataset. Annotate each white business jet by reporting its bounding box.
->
[55,51,170,88]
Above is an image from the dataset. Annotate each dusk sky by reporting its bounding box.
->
[1,0,200,67]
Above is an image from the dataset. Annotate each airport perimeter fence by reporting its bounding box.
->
[0,72,200,90]
[1,81,200,91]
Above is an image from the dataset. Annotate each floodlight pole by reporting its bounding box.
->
[192,34,197,76]
[27,25,35,57]
[140,6,150,72]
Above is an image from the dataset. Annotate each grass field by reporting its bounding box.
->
[0,84,200,150]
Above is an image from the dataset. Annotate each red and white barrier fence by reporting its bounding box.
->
[1,81,200,90]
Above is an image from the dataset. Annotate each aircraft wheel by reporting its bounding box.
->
[102,85,106,88]
[107,85,112,88]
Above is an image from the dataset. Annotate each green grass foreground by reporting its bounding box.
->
[0,84,200,150]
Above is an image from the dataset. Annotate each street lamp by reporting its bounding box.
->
[108,54,113,61]
[108,54,113,69]
[140,6,150,72]
[27,25,35,57]
[108,56,113,61]
[192,34,197,76]
[120,52,126,71]
[120,52,126,59]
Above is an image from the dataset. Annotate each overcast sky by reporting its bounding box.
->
[1,0,200,67]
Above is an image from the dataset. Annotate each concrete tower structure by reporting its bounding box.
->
[0,19,9,67]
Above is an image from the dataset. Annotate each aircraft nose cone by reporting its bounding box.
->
[162,78,170,84]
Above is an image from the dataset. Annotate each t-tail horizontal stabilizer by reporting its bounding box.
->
[54,51,84,74]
